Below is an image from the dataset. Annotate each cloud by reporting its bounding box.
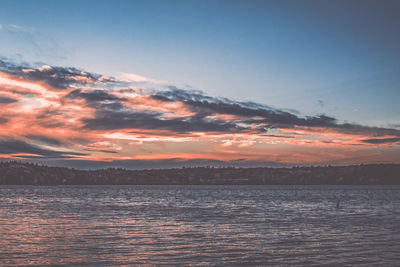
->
[117,72,167,84]
[361,137,400,144]
[66,89,127,105]
[0,117,8,124]
[1,58,400,166]
[151,88,400,137]
[0,59,115,89]
[83,109,245,133]
[0,139,87,158]
[6,24,35,34]
[334,124,400,137]
[151,88,324,127]
[1,24,65,60]
[25,135,64,146]
[0,96,18,104]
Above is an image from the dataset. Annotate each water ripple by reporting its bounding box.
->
[0,185,399,266]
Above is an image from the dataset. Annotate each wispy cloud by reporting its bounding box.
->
[117,72,168,84]
[0,139,87,159]
[0,24,66,60]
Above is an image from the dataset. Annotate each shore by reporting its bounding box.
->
[1,162,399,185]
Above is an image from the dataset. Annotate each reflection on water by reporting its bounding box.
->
[0,185,399,266]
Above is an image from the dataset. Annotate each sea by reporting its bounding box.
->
[0,185,399,266]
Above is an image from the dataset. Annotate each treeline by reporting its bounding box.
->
[0,161,399,185]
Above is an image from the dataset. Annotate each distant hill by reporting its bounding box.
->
[0,161,399,185]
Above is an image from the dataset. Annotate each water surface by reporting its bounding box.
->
[1,185,399,266]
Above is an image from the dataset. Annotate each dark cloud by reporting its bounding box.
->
[151,88,400,137]
[0,59,115,89]
[151,88,336,128]
[83,110,245,133]
[69,85,248,133]
[0,96,18,104]
[0,139,87,158]
[65,89,126,111]
[34,109,67,128]
[0,117,9,124]
[66,89,126,102]
[35,109,64,119]
[335,124,400,137]
[361,137,400,144]
[70,86,400,137]
[37,121,66,128]
[388,124,400,129]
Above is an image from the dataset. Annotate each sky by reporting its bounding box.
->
[0,0,399,169]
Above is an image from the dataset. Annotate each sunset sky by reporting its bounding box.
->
[0,0,399,168]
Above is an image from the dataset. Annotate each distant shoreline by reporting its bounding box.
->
[1,162,399,185]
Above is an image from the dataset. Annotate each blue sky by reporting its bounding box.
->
[0,0,399,167]
[1,0,399,127]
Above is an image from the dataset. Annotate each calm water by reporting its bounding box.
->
[0,185,399,266]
